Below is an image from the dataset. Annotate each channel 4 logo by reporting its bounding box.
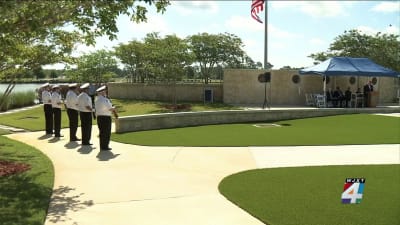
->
[341,178,365,204]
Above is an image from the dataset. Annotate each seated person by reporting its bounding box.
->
[332,86,345,107]
[344,87,352,108]
[356,88,363,96]
[326,90,332,106]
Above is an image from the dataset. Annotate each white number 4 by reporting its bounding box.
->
[342,183,363,203]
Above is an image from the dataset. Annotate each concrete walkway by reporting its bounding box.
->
[5,123,400,225]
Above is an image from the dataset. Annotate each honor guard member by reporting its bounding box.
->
[41,83,53,135]
[51,85,63,137]
[65,83,80,142]
[77,83,93,145]
[95,86,117,151]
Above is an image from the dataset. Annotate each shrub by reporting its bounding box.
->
[0,91,35,111]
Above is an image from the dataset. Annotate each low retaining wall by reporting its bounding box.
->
[115,107,400,133]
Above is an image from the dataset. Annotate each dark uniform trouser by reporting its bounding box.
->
[364,93,369,107]
[80,111,92,145]
[67,108,79,140]
[52,107,61,136]
[97,116,111,150]
[44,104,53,134]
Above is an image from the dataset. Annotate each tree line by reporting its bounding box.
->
[1,1,399,107]
[68,32,263,84]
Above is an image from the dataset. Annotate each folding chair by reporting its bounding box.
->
[315,94,326,108]
[305,93,315,106]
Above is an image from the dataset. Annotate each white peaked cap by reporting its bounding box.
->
[41,82,50,88]
[80,83,90,89]
[96,85,106,92]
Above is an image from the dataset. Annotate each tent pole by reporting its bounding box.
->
[324,76,327,107]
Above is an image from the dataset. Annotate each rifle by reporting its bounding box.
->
[112,109,118,119]
[92,102,96,119]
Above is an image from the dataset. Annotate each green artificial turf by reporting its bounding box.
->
[219,164,400,225]
[112,114,400,146]
[0,136,54,225]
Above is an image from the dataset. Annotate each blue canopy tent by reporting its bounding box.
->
[299,57,399,77]
[299,57,400,107]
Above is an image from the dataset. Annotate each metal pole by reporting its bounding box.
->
[264,1,268,69]
[263,1,269,109]
[323,76,327,107]
[263,81,267,109]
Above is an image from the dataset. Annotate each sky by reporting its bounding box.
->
[45,1,400,70]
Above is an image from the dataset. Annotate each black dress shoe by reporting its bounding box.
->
[55,135,64,138]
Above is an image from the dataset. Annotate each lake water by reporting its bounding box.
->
[0,83,42,93]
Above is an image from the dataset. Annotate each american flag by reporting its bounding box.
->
[251,0,265,23]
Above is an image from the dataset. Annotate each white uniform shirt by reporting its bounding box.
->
[51,92,62,109]
[42,90,52,105]
[77,92,92,112]
[95,95,113,116]
[65,90,78,110]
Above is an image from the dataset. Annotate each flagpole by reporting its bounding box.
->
[264,1,270,109]
[264,1,268,70]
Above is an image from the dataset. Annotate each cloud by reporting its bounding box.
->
[225,15,301,39]
[371,1,400,13]
[356,25,400,35]
[241,38,262,62]
[309,38,326,46]
[271,1,351,18]
[225,15,264,32]
[172,1,218,16]
[269,24,303,39]
[386,25,400,35]
[119,14,171,40]
[356,26,379,35]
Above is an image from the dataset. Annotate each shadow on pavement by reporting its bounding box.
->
[96,151,120,161]
[46,185,93,224]
[77,146,95,154]
[48,137,64,143]
[64,142,80,149]
[38,134,53,140]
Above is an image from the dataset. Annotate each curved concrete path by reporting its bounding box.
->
[6,124,400,225]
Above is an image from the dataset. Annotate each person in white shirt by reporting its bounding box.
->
[51,85,63,138]
[41,83,53,135]
[95,85,117,151]
[65,83,80,142]
[77,83,93,146]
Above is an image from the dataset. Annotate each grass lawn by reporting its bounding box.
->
[111,114,400,146]
[0,106,70,131]
[219,164,400,225]
[0,135,54,225]
[0,129,11,135]
[111,99,239,116]
[0,100,238,131]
